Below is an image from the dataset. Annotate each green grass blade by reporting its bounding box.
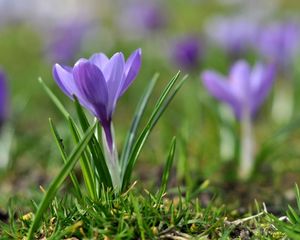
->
[49,119,82,199]
[38,77,69,119]
[287,205,300,224]
[121,73,187,191]
[131,195,146,240]
[73,96,91,131]
[154,71,181,109]
[295,184,300,212]
[150,77,186,127]
[120,73,158,171]
[255,116,300,174]
[27,123,96,240]
[73,98,113,189]
[68,117,97,200]
[269,214,300,238]
[157,137,176,204]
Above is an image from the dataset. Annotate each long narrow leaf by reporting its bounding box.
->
[295,184,300,212]
[68,117,97,199]
[38,77,69,119]
[73,96,91,131]
[27,123,96,240]
[120,73,159,171]
[121,73,187,190]
[73,98,113,189]
[154,71,181,109]
[49,119,82,199]
[287,205,300,224]
[157,137,176,204]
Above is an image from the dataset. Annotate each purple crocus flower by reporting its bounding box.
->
[201,60,275,119]
[172,36,202,71]
[119,0,166,38]
[53,49,142,150]
[205,16,258,57]
[202,61,275,179]
[257,22,300,71]
[134,3,165,31]
[0,70,8,128]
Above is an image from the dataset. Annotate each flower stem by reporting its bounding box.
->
[102,123,121,191]
[239,109,254,180]
[272,80,293,124]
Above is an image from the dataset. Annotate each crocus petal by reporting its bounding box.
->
[53,63,93,112]
[89,53,109,70]
[119,48,142,96]
[103,52,125,114]
[73,61,109,122]
[74,58,89,66]
[53,64,75,98]
[229,60,251,102]
[202,70,241,117]
[250,64,275,114]
[249,63,264,92]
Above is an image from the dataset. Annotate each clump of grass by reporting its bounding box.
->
[269,184,300,239]
[1,186,287,239]
[0,149,288,240]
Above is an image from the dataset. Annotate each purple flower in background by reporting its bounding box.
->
[205,16,258,57]
[53,49,142,150]
[130,2,165,31]
[46,20,89,64]
[138,4,165,31]
[201,60,275,119]
[172,36,202,71]
[0,70,8,128]
[257,22,300,71]
[119,1,166,38]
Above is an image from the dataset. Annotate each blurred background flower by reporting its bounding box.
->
[201,60,275,119]
[171,35,203,72]
[117,0,167,40]
[201,60,276,179]
[204,16,259,58]
[44,20,91,64]
[257,21,300,73]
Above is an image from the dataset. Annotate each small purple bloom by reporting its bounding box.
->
[205,16,258,57]
[135,3,165,31]
[119,1,166,37]
[0,70,8,128]
[257,22,300,71]
[172,36,202,71]
[201,60,275,119]
[53,49,142,150]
